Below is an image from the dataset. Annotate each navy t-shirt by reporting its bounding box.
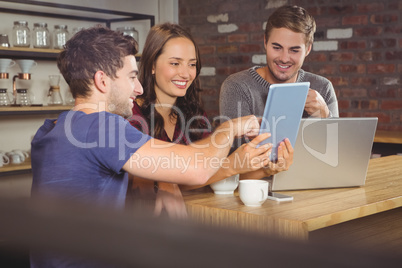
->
[30,111,152,268]
[31,110,152,208]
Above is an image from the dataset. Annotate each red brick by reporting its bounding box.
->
[329,52,354,62]
[357,3,385,13]
[367,64,396,74]
[216,66,242,76]
[339,41,367,50]
[238,22,263,33]
[370,14,399,24]
[315,17,341,27]
[341,88,368,98]
[384,26,402,34]
[328,77,349,86]
[328,5,354,15]
[360,100,378,109]
[350,77,377,87]
[356,51,382,61]
[215,56,229,65]
[199,45,215,55]
[385,51,402,61]
[369,88,398,98]
[239,44,261,53]
[250,33,264,42]
[339,64,366,74]
[307,53,327,62]
[217,2,239,13]
[315,65,337,75]
[228,34,249,43]
[363,112,391,123]
[354,27,383,37]
[229,55,250,65]
[201,56,217,65]
[370,39,397,49]
[380,100,402,110]
[340,112,365,117]
[391,113,402,123]
[342,15,368,25]
[388,1,402,10]
[217,45,238,54]
[305,7,324,16]
[207,35,227,44]
[337,99,350,109]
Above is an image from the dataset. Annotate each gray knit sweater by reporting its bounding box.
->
[219,66,339,121]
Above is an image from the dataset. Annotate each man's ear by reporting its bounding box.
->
[93,70,109,94]
[305,43,312,57]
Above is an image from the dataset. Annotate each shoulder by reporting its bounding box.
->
[222,67,256,85]
[221,67,261,94]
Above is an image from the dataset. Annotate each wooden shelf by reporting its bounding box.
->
[0,105,73,115]
[0,46,61,60]
[0,159,31,177]
[0,47,142,61]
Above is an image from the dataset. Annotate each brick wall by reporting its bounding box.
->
[179,0,402,131]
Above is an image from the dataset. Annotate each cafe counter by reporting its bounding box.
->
[183,155,402,255]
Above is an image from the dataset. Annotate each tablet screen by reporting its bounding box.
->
[258,82,310,161]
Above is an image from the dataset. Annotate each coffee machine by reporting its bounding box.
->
[0,58,15,106]
[12,59,36,105]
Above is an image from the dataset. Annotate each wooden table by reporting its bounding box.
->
[183,155,402,255]
[374,130,402,144]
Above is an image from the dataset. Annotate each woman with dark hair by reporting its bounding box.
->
[128,23,290,218]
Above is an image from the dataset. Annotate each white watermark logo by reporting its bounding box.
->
[300,119,339,167]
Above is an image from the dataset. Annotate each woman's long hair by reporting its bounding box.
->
[137,23,207,143]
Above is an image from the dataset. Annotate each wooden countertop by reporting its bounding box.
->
[183,155,402,239]
[374,130,402,144]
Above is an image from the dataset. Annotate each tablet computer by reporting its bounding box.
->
[258,82,310,161]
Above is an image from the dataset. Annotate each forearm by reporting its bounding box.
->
[124,123,234,185]
[180,164,234,191]
[239,168,273,180]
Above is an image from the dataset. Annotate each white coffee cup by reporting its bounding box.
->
[12,149,29,159]
[0,152,10,167]
[0,58,16,73]
[16,59,37,73]
[6,150,26,164]
[239,180,269,207]
[210,174,239,194]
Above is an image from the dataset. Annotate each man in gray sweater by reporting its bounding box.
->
[220,5,339,180]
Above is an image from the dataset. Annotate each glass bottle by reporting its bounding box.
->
[15,89,31,106]
[12,21,30,47]
[116,26,139,42]
[33,22,50,48]
[0,88,11,106]
[72,27,84,37]
[47,75,63,105]
[48,87,63,105]
[53,25,69,49]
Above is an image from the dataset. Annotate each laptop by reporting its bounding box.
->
[271,117,378,191]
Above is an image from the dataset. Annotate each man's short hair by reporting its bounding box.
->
[264,5,316,47]
[57,25,138,98]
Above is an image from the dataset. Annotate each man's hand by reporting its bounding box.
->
[305,89,330,118]
[221,115,260,138]
[263,138,294,176]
